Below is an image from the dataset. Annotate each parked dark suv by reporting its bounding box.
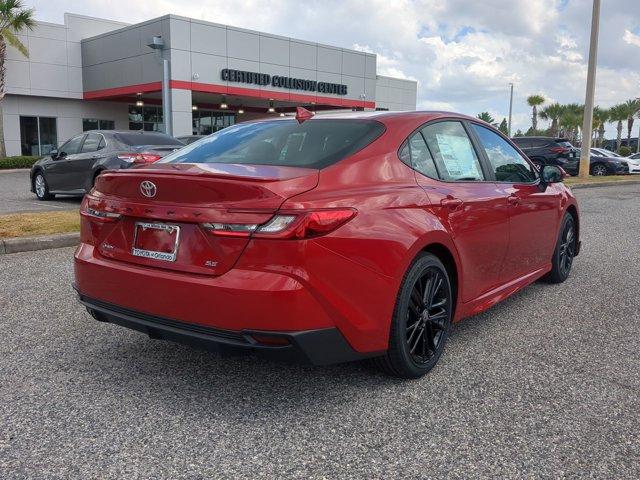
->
[30,131,183,200]
[511,137,579,169]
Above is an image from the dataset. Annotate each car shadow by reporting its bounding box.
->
[83,269,578,418]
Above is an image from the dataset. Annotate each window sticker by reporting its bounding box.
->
[435,133,481,179]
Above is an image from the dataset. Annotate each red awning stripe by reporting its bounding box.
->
[84,80,375,109]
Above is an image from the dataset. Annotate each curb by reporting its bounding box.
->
[568,180,640,190]
[0,168,31,173]
[0,232,79,255]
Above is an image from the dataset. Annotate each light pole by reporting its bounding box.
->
[147,36,172,136]
[578,0,601,179]
[508,83,514,137]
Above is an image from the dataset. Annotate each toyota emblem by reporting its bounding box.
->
[140,180,157,198]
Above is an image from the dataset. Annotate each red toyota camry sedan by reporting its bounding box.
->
[74,110,580,378]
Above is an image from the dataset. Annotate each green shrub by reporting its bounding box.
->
[617,146,632,157]
[0,155,40,169]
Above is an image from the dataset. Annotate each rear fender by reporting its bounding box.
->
[402,225,464,321]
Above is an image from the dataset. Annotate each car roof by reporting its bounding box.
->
[84,130,173,136]
[512,136,569,141]
[251,110,480,125]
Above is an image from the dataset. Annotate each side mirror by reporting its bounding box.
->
[540,165,564,189]
[50,149,58,158]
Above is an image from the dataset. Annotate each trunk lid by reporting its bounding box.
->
[87,163,318,275]
[130,144,182,157]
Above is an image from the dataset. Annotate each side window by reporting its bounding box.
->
[471,124,537,183]
[408,132,438,178]
[59,135,85,156]
[399,142,411,165]
[80,133,103,153]
[420,121,485,181]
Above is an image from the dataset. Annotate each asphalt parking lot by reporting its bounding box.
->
[1,183,639,479]
[0,170,81,214]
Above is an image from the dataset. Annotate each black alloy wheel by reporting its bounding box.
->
[376,253,453,379]
[558,217,576,278]
[543,213,577,284]
[406,267,449,364]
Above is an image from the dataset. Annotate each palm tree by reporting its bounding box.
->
[621,98,640,146]
[539,103,564,137]
[0,1,35,157]
[608,104,628,152]
[498,118,508,135]
[591,106,609,148]
[559,103,583,144]
[476,111,496,125]
[526,94,545,132]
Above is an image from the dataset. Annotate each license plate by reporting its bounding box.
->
[132,222,180,262]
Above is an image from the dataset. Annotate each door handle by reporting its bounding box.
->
[440,197,463,209]
[507,194,522,205]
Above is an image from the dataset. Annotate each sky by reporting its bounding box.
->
[25,0,640,136]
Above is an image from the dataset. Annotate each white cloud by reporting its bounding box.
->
[623,29,640,47]
[25,0,640,135]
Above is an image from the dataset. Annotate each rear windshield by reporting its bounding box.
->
[159,119,385,169]
[115,132,183,146]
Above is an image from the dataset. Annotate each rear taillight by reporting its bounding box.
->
[550,147,569,154]
[117,152,162,164]
[201,209,356,239]
[80,201,121,222]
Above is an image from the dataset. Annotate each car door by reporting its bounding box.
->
[469,123,562,281]
[406,120,510,303]
[45,134,86,191]
[73,133,108,191]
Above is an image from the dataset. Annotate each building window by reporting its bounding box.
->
[83,119,115,131]
[20,116,57,156]
[192,110,235,135]
[128,105,164,132]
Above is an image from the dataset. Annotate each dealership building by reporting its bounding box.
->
[3,13,417,157]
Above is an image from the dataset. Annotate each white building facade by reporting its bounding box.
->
[3,13,417,157]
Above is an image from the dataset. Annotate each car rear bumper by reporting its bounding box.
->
[76,293,375,365]
[74,243,389,362]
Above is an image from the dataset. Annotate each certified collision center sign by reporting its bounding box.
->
[221,68,348,95]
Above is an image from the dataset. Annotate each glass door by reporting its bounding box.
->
[20,116,58,156]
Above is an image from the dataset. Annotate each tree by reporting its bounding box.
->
[476,111,496,125]
[539,103,564,137]
[526,94,545,132]
[498,118,508,135]
[608,104,628,152]
[558,103,584,144]
[591,106,609,148]
[621,98,640,146]
[0,1,35,157]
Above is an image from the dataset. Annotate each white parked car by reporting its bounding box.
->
[590,148,640,174]
[626,157,640,174]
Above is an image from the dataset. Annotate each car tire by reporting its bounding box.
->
[33,172,55,201]
[375,253,453,379]
[543,212,577,284]
[590,163,607,176]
